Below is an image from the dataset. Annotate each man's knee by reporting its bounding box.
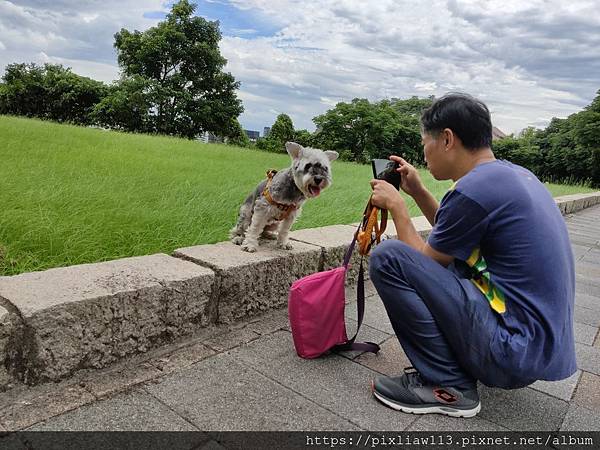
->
[369,239,415,280]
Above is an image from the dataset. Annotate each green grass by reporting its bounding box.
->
[0,115,596,276]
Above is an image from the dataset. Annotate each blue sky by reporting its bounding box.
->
[144,0,281,38]
[1,0,600,136]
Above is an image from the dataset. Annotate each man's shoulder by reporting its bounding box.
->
[452,160,538,209]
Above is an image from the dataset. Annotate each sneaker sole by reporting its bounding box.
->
[372,386,481,418]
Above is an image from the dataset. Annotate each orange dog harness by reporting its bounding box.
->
[262,169,298,220]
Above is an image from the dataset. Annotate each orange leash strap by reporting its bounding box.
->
[356,197,388,256]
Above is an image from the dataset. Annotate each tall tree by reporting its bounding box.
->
[311,98,425,164]
[111,0,243,138]
[0,63,107,124]
[257,113,295,152]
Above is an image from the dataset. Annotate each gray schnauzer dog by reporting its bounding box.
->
[230,142,339,252]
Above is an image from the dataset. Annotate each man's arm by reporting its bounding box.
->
[411,188,439,226]
[390,156,439,225]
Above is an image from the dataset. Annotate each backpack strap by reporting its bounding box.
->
[333,254,380,355]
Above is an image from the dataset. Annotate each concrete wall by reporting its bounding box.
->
[1,191,598,389]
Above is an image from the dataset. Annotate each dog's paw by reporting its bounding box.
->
[231,236,244,245]
[277,242,294,250]
[241,243,258,252]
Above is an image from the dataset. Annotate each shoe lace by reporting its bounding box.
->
[403,366,424,387]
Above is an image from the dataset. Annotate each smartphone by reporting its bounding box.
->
[371,159,401,190]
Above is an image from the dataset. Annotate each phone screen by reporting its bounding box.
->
[371,159,401,190]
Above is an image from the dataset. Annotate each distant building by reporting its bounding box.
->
[263,127,271,138]
[492,126,507,140]
[197,131,209,143]
[244,130,260,142]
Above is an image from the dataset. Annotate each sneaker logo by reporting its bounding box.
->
[433,388,458,403]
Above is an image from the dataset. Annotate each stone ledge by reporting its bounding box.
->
[173,240,321,324]
[555,192,600,215]
[0,254,214,387]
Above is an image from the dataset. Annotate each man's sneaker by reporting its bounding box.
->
[371,367,481,418]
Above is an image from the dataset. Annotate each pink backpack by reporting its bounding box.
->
[288,236,380,359]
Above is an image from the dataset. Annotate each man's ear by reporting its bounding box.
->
[443,129,454,150]
[285,142,302,159]
[324,150,339,161]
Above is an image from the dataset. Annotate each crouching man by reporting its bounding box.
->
[368,93,576,417]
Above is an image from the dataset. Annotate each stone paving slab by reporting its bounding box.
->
[477,386,569,431]
[574,321,598,345]
[336,321,392,360]
[345,294,395,335]
[560,404,600,431]
[575,343,600,375]
[573,305,600,327]
[576,282,600,298]
[577,274,600,290]
[354,337,412,376]
[230,331,416,431]
[0,254,215,384]
[27,388,199,431]
[530,371,581,401]
[571,244,592,260]
[581,249,600,266]
[576,293,600,312]
[0,383,94,430]
[174,240,321,324]
[144,352,359,431]
[572,371,600,413]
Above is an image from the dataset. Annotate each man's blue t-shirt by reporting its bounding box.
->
[428,160,577,381]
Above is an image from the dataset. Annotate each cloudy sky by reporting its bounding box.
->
[1,0,599,135]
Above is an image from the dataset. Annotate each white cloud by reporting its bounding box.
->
[1,0,599,136]
[222,0,600,134]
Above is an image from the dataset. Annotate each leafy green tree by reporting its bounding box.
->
[257,113,295,152]
[391,96,434,116]
[311,98,425,164]
[91,76,152,132]
[226,119,251,147]
[112,0,243,138]
[0,63,106,124]
[293,129,312,147]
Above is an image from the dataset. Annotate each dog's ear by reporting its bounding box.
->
[324,150,339,162]
[285,142,303,160]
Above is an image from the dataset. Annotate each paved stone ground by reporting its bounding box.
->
[1,205,599,438]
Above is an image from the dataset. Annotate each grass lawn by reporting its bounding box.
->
[0,115,596,276]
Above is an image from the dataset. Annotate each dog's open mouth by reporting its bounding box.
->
[308,184,322,197]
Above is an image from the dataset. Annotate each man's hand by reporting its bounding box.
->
[390,155,426,198]
[370,179,407,216]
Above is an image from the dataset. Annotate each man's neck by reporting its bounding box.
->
[451,148,496,181]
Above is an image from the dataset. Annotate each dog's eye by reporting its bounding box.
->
[304,163,312,171]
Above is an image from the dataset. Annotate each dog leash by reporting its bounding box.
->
[356,196,388,256]
[262,169,298,220]
[332,225,380,354]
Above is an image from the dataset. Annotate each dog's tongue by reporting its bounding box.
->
[309,185,321,197]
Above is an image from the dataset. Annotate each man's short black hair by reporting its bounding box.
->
[421,93,492,150]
